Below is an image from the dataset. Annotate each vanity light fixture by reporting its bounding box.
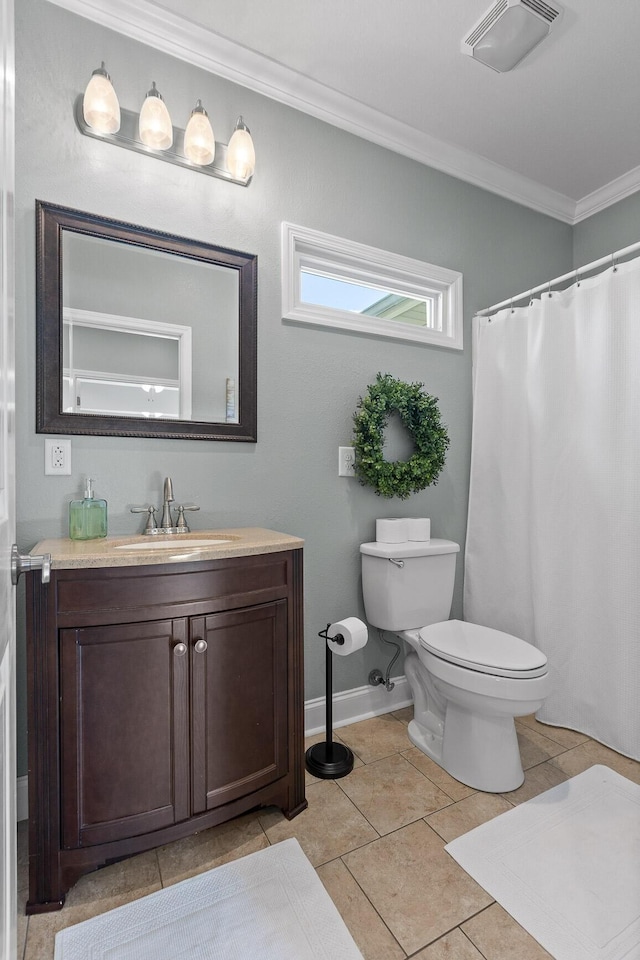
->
[227,117,256,181]
[138,82,173,150]
[77,66,255,186]
[183,100,215,166]
[82,63,120,134]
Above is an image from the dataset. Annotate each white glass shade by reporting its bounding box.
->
[138,84,173,150]
[184,103,215,166]
[226,119,255,180]
[83,68,120,134]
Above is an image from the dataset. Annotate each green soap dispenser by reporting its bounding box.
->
[69,478,108,540]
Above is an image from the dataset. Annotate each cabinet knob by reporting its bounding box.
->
[173,642,187,656]
[194,639,208,654]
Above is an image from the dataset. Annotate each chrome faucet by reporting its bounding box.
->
[131,476,200,534]
[160,477,174,530]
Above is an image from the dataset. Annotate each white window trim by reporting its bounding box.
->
[281,222,463,350]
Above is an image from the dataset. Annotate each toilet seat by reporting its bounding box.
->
[418,619,548,679]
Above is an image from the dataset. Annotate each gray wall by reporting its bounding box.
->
[15,0,573,775]
[573,192,640,267]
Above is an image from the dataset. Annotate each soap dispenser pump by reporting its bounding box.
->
[69,478,108,540]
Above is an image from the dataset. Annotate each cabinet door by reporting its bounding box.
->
[60,619,190,848]
[191,601,288,813]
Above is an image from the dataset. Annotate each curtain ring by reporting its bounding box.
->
[529,297,534,306]
[510,298,514,314]
[575,269,580,288]
[612,253,618,273]
[548,281,552,298]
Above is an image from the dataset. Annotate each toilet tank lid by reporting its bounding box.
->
[360,538,460,558]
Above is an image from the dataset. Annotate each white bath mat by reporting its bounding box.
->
[445,765,640,960]
[54,838,364,960]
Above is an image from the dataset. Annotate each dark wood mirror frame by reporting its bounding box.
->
[36,200,257,441]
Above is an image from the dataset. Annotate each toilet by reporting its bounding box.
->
[360,538,550,792]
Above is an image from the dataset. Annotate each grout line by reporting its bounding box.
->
[20,916,29,960]
[459,923,491,960]
[516,718,587,753]
[335,751,463,834]
[293,779,383,867]
[403,921,488,958]
[400,748,478,802]
[461,901,497,925]
[458,903,497,959]
[256,816,271,847]
[154,848,165,889]
[337,853,408,958]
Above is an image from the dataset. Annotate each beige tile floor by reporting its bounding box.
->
[17,710,640,959]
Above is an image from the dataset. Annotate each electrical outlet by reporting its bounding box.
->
[338,446,356,477]
[45,439,71,475]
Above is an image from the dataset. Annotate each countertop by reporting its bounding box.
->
[31,527,304,570]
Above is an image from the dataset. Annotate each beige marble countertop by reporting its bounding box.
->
[31,527,304,570]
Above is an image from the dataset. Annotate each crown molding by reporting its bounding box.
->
[46,0,633,225]
[573,163,640,224]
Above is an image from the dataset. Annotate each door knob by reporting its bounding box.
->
[173,642,187,656]
[11,544,51,585]
[194,639,208,654]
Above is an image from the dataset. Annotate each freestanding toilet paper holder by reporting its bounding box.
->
[304,624,355,779]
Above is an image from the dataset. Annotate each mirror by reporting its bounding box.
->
[36,201,257,440]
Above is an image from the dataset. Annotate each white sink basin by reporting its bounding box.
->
[115,538,234,551]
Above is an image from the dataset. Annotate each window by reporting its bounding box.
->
[281,222,463,349]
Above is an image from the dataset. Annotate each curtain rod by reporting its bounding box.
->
[476,237,640,317]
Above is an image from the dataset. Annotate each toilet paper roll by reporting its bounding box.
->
[376,518,408,543]
[326,617,368,656]
[407,517,431,541]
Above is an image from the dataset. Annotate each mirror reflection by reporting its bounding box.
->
[63,234,239,422]
[63,310,186,420]
[36,201,257,441]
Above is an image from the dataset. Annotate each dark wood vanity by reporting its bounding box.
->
[25,531,306,913]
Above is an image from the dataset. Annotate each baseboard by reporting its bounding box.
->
[304,674,412,736]
[15,680,413,821]
[17,775,28,822]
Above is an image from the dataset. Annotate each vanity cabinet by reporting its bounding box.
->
[26,539,306,913]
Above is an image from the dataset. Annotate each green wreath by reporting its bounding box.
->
[352,373,449,500]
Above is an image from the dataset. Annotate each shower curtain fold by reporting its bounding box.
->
[464,260,640,761]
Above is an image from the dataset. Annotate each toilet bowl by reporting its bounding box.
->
[401,621,550,792]
[360,538,550,792]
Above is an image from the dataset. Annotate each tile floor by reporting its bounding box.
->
[17,710,640,959]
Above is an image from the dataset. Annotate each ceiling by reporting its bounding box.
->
[49,0,640,223]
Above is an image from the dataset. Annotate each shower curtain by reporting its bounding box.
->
[464,258,640,761]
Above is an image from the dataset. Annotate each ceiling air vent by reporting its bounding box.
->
[521,0,561,23]
[461,0,563,73]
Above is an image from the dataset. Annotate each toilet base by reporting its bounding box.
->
[408,705,525,793]
[407,718,444,767]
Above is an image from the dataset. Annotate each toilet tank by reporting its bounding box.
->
[360,538,460,632]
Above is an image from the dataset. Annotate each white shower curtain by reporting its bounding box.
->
[464,258,640,761]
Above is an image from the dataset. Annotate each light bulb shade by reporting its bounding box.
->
[184,101,215,166]
[83,66,120,134]
[226,118,255,180]
[138,83,173,150]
